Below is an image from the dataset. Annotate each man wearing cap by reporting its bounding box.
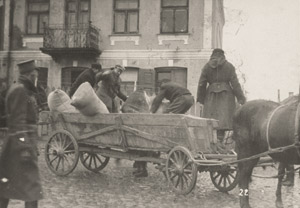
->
[197,49,246,144]
[69,63,102,98]
[0,60,43,208]
[96,65,127,113]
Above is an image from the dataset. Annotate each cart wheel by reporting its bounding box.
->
[166,146,198,195]
[210,165,239,192]
[79,152,110,172]
[45,130,79,176]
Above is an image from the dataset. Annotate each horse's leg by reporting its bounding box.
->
[275,162,285,208]
[238,155,259,208]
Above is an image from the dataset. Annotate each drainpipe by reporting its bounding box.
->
[6,0,14,86]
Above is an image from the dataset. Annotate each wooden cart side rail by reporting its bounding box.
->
[77,123,176,149]
[79,146,165,164]
[42,111,219,128]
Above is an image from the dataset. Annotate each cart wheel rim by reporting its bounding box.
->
[166,146,197,195]
[79,152,110,172]
[210,166,239,192]
[45,130,79,176]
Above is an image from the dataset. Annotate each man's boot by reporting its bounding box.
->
[282,165,294,186]
[132,161,141,175]
[134,162,148,177]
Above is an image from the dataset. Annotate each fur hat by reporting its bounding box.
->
[211,48,225,56]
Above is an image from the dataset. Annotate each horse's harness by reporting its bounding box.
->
[266,103,300,155]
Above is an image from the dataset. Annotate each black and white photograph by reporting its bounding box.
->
[0,0,299,207]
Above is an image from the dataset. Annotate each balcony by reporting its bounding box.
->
[40,23,101,59]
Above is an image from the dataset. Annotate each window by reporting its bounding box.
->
[113,0,139,34]
[161,0,188,33]
[27,0,49,35]
[66,0,90,28]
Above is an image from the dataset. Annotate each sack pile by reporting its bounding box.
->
[47,89,78,113]
[71,82,109,116]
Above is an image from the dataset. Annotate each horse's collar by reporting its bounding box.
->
[265,105,286,150]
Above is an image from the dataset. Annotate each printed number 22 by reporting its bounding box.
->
[239,189,249,196]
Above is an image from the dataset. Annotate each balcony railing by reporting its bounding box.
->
[41,22,101,57]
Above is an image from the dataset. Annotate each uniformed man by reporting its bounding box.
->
[0,60,43,208]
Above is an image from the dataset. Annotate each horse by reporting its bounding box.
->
[232,98,300,208]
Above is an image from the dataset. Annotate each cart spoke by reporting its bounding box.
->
[226,175,232,185]
[95,154,103,164]
[83,154,90,164]
[175,175,181,188]
[213,172,221,180]
[217,175,224,186]
[61,157,65,172]
[93,155,98,168]
[88,155,93,167]
[223,176,227,187]
[183,172,192,182]
[170,172,178,181]
[174,152,180,163]
[182,173,189,186]
[63,154,71,166]
[183,168,192,174]
[63,141,73,151]
[64,150,75,154]
[182,161,191,170]
[169,157,177,166]
[228,172,236,179]
[54,135,62,149]
[50,155,59,165]
[179,176,184,190]
[61,134,66,148]
[55,157,62,171]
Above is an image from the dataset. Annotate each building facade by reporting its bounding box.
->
[0,0,225,115]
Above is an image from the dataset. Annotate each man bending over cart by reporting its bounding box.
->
[131,80,194,177]
[150,80,194,114]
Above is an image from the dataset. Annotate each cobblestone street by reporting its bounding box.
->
[7,142,300,208]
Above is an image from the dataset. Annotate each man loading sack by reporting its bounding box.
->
[96,65,127,113]
[69,63,102,98]
[150,80,194,114]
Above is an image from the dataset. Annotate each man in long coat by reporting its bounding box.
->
[96,65,127,113]
[197,49,246,137]
[0,60,43,208]
[69,63,102,98]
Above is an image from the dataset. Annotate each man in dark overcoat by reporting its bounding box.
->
[0,60,43,208]
[197,48,246,138]
[96,65,127,113]
[151,80,194,114]
[69,63,102,98]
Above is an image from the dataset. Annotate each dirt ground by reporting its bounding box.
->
[6,142,300,208]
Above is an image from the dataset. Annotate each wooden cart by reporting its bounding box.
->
[40,111,240,195]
